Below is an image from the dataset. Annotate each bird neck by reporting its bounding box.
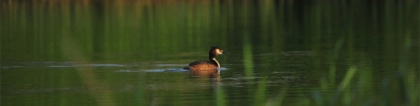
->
[210,57,220,68]
[209,52,220,68]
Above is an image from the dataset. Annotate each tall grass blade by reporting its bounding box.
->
[338,66,356,91]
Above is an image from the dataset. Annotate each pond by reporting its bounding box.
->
[1,0,419,106]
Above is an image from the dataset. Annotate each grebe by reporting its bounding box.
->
[184,47,228,71]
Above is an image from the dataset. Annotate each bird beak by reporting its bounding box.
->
[223,51,230,54]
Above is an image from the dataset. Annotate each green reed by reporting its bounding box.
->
[260,39,418,106]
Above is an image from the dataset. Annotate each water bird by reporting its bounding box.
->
[183,47,228,74]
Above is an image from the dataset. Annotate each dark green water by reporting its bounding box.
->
[1,1,419,106]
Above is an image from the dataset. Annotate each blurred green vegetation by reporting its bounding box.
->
[1,0,419,106]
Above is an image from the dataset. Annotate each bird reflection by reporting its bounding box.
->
[189,69,221,81]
